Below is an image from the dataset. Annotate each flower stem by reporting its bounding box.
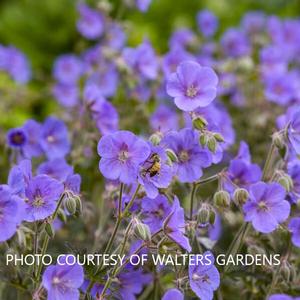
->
[189,183,197,220]
[262,142,276,181]
[195,173,220,186]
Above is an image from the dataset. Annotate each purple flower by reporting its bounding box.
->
[41,117,70,159]
[287,160,300,202]
[197,10,218,37]
[221,28,251,58]
[141,194,172,233]
[22,120,43,158]
[288,111,300,155]
[24,175,64,222]
[42,256,84,300]
[117,267,152,300]
[135,0,152,12]
[138,145,174,198]
[52,84,79,108]
[169,28,195,49]
[98,131,151,184]
[269,295,300,300]
[241,11,266,34]
[163,197,191,252]
[243,182,290,233]
[37,158,74,182]
[0,185,24,242]
[288,217,300,248]
[7,127,27,149]
[162,288,184,300]
[105,23,126,50]
[150,105,178,133]
[163,128,211,183]
[189,251,220,300]
[53,55,82,84]
[77,3,104,40]
[166,61,218,111]
[123,40,158,80]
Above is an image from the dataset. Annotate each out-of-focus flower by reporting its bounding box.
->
[138,145,174,198]
[98,131,151,184]
[288,111,300,155]
[24,175,64,222]
[163,197,191,252]
[268,295,300,300]
[7,128,27,149]
[169,28,196,49]
[41,117,70,159]
[123,40,158,80]
[22,120,43,158]
[162,288,184,300]
[150,105,179,133]
[288,217,300,248]
[0,185,24,242]
[166,61,218,111]
[52,84,79,108]
[141,194,172,233]
[163,128,211,183]
[135,0,152,12]
[243,182,290,233]
[42,256,84,300]
[221,28,251,57]
[105,23,126,50]
[241,11,266,34]
[53,55,82,84]
[77,3,104,40]
[189,251,220,300]
[197,10,218,37]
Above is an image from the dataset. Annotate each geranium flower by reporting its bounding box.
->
[98,131,151,184]
[288,111,300,155]
[166,61,218,111]
[163,197,191,252]
[288,217,300,248]
[24,175,64,222]
[162,288,184,300]
[42,256,84,300]
[0,185,24,242]
[197,10,218,37]
[243,182,290,233]
[189,251,220,300]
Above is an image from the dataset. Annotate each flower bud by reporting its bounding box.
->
[192,116,208,130]
[149,132,162,146]
[197,205,210,225]
[45,223,55,239]
[272,131,285,149]
[58,208,67,223]
[75,196,83,215]
[207,136,217,153]
[277,174,293,192]
[209,210,216,225]
[166,148,178,163]
[233,188,249,205]
[134,219,151,242]
[280,260,292,282]
[199,134,208,147]
[65,197,77,215]
[213,133,225,142]
[213,190,230,208]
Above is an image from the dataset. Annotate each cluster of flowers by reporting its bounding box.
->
[1,1,300,300]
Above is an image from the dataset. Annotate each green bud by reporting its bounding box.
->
[233,188,249,205]
[277,174,293,192]
[213,190,230,208]
[45,223,55,239]
[209,210,216,225]
[57,208,67,223]
[75,196,83,215]
[213,133,225,142]
[207,136,217,153]
[65,197,77,215]
[149,133,162,146]
[280,260,292,282]
[199,134,208,147]
[192,116,208,130]
[197,205,210,224]
[272,132,285,149]
[134,219,151,242]
[166,148,178,163]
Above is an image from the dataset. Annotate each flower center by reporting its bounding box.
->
[119,150,129,162]
[192,273,210,283]
[179,150,189,162]
[258,201,268,211]
[52,276,60,285]
[11,132,26,146]
[33,196,44,207]
[186,85,198,98]
[47,135,55,143]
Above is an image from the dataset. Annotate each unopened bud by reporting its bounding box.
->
[45,223,55,239]
[273,132,285,149]
[209,210,216,225]
[277,174,293,192]
[65,197,77,215]
[197,205,210,225]
[199,134,208,147]
[57,209,67,223]
[207,136,217,153]
[214,133,225,142]
[233,188,249,205]
[134,219,151,242]
[149,132,162,145]
[213,190,230,208]
[280,260,292,282]
[192,116,208,130]
[166,149,178,163]
[75,196,83,215]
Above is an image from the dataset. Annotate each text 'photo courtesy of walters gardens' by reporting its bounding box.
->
[0,0,300,300]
